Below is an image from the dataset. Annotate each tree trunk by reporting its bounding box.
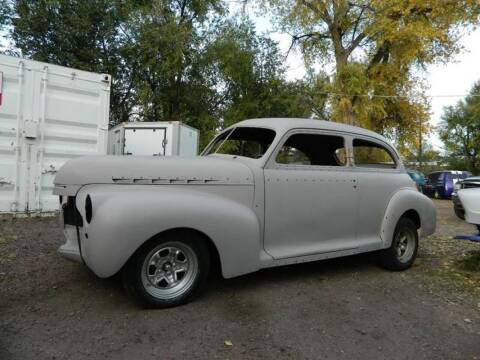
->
[418,118,423,167]
[335,54,356,126]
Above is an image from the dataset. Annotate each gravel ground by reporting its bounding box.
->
[0,199,479,360]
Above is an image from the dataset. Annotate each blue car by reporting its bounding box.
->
[423,171,472,199]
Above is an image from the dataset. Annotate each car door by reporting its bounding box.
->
[263,130,358,259]
[351,136,407,245]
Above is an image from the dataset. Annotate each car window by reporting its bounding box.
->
[428,172,444,182]
[204,127,276,159]
[353,139,396,169]
[276,133,347,166]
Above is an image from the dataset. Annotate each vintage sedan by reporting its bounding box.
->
[54,118,436,308]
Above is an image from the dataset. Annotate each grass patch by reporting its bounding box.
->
[458,250,480,272]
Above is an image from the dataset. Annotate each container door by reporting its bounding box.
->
[0,55,111,213]
[30,67,110,212]
[179,125,199,156]
[0,60,29,212]
[124,128,166,156]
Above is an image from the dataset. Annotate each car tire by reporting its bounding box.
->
[380,218,418,271]
[454,207,465,220]
[122,231,210,308]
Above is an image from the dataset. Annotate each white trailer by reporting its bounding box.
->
[0,54,111,213]
[108,121,199,157]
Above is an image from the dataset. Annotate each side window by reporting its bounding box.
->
[353,139,396,169]
[276,133,347,166]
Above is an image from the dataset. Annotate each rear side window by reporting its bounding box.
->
[353,139,396,169]
[276,133,347,166]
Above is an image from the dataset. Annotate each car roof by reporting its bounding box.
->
[233,118,390,144]
[429,170,469,174]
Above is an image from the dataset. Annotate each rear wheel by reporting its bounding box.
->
[123,231,210,308]
[380,218,418,271]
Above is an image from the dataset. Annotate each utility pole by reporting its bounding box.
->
[418,117,423,169]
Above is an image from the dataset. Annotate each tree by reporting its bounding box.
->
[208,21,313,129]
[121,0,224,146]
[4,1,315,148]
[267,0,480,148]
[439,82,480,174]
[10,0,139,123]
[0,0,11,29]
[0,0,13,50]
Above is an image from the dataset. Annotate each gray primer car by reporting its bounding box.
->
[54,118,436,308]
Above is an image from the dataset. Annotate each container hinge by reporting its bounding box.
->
[42,165,58,174]
[0,177,13,186]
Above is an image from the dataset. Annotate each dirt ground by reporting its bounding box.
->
[1,199,479,360]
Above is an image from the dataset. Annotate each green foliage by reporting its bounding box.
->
[208,21,313,128]
[0,0,12,29]
[267,0,480,151]
[10,0,139,123]
[439,82,480,174]
[7,0,479,151]
[120,0,225,146]
[5,1,316,147]
[458,250,480,272]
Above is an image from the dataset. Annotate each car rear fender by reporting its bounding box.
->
[75,185,261,279]
[380,188,436,247]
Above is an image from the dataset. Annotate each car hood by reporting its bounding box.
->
[54,155,255,187]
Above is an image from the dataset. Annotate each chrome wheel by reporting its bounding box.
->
[394,229,416,263]
[141,241,198,300]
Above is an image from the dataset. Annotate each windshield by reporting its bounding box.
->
[203,127,276,159]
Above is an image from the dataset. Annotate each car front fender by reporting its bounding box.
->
[75,185,261,279]
[380,188,436,247]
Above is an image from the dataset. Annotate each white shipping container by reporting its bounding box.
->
[108,121,199,157]
[0,54,111,213]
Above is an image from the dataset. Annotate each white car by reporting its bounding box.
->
[54,118,437,308]
[458,188,480,233]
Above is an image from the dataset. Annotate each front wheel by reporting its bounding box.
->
[122,231,210,308]
[454,207,465,220]
[380,218,418,271]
